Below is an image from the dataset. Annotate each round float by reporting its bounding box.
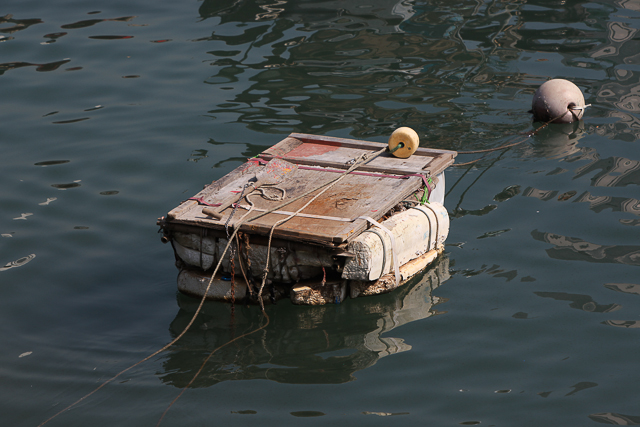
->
[388,127,419,158]
[531,79,585,124]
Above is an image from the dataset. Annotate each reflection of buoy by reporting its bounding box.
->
[388,127,419,158]
[531,79,586,124]
[530,121,585,160]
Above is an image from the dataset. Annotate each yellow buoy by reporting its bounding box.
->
[388,127,419,158]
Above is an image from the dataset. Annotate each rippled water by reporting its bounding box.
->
[3,1,640,426]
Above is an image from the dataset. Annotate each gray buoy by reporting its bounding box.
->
[531,79,585,124]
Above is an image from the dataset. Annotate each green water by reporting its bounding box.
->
[2,1,640,426]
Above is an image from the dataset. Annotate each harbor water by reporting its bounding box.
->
[2,1,640,425]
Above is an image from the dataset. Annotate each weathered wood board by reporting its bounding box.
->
[165,133,456,246]
[261,133,455,176]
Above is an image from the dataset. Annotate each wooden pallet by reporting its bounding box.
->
[164,133,456,246]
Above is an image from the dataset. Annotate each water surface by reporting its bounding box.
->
[2,1,640,426]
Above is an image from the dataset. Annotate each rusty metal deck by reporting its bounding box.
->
[164,133,456,246]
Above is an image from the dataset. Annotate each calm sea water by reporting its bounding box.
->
[2,1,640,426]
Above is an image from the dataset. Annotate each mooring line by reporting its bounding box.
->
[38,209,256,427]
[451,107,578,166]
[155,312,270,427]
[150,111,588,424]
[158,145,390,422]
[36,114,556,425]
[454,149,508,213]
[447,106,587,214]
[254,146,390,308]
[38,144,393,427]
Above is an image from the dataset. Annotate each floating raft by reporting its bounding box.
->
[158,133,457,305]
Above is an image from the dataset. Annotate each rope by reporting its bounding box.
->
[451,157,484,167]
[233,204,353,222]
[39,141,421,426]
[249,159,433,190]
[452,149,508,213]
[446,159,476,196]
[256,185,286,201]
[254,146,390,308]
[409,206,433,252]
[568,103,591,121]
[225,185,250,237]
[422,178,432,204]
[358,216,400,285]
[39,143,395,427]
[235,233,254,296]
[37,191,261,427]
[452,106,586,163]
[361,228,387,278]
[44,111,571,424]
[411,204,440,251]
[457,139,525,155]
[155,313,270,427]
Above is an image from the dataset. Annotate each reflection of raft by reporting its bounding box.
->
[161,256,451,387]
[158,133,456,305]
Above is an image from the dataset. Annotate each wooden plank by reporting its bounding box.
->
[168,161,263,220]
[261,136,303,157]
[159,220,350,252]
[259,153,437,177]
[290,133,457,156]
[260,133,456,177]
[170,167,423,245]
[422,152,455,176]
[265,135,430,171]
[167,200,197,220]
